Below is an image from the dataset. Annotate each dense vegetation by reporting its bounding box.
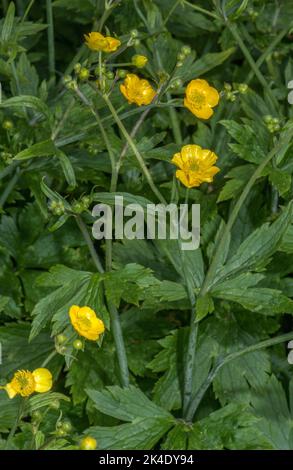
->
[0,0,293,450]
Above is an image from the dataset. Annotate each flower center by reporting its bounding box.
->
[12,370,35,396]
[190,91,206,108]
[79,316,92,329]
[189,161,200,171]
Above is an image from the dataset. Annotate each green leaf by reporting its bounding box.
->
[212,287,293,314]
[178,48,235,82]
[85,418,174,450]
[196,294,214,322]
[56,150,76,187]
[30,270,91,340]
[221,119,268,164]
[85,385,174,449]
[1,2,15,42]
[0,323,61,377]
[26,392,70,412]
[250,375,293,449]
[0,96,51,122]
[269,168,291,196]
[14,140,56,160]
[217,179,245,203]
[104,263,156,308]
[66,342,118,405]
[0,393,19,432]
[212,202,293,286]
[87,385,173,422]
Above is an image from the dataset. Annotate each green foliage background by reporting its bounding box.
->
[0,0,293,450]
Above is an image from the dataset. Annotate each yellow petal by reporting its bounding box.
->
[105,37,121,52]
[200,149,218,167]
[206,86,219,107]
[2,383,17,399]
[193,105,214,120]
[181,145,201,162]
[175,170,191,188]
[32,368,52,393]
[69,305,80,323]
[171,152,184,169]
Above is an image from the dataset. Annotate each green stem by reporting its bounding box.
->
[200,128,293,297]
[180,188,198,417]
[6,398,26,448]
[46,0,55,82]
[163,0,181,25]
[167,92,182,145]
[51,98,75,141]
[247,27,290,85]
[41,349,57,368]
[21,0,35,22]
[76,215,104,273]
[75,88,117,192]
[227,22,279,113]
[183,0,219,19]
[75,215,129,387]
[0,168,20,208]
[107,300,130,387]
[103,94,166,204]
[185,331,293,422]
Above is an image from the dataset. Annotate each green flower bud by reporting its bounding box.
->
[56,334,67,344]
[2,119,14,130]
[73,339,83,350]
[106,71,114,80]
[78,68,90,81]
[177,52,185,62]
[117,69,127,78]
[74,63,82,74]
[72,202,84,214]
[181,45,191,56]
[238,83,248,94]
[130,29,138,38]
[224,83,232,91]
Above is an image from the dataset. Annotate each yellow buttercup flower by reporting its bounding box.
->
[84,32,121,53]
[171,144,220,188]
[69,305,105,341]
[1,368,52,399]
[132,54,148,68]
[120,73,156,106]
[184,79,219,119]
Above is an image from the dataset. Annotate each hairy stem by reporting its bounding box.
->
[227,22,279,113]
[46,0,55,82]
[103,94,167,204]
[185,331,293,422]
[75,217,129,387]
[0,168,20,208]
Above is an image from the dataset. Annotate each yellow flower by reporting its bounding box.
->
[1,368,52,399]
[84,32,121,53]
[171,144,220,188]
[69,305,105,341]
[79,436,97,450]
[184,79,219,119]
[120,73,156,106]
[132,54,148,68]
